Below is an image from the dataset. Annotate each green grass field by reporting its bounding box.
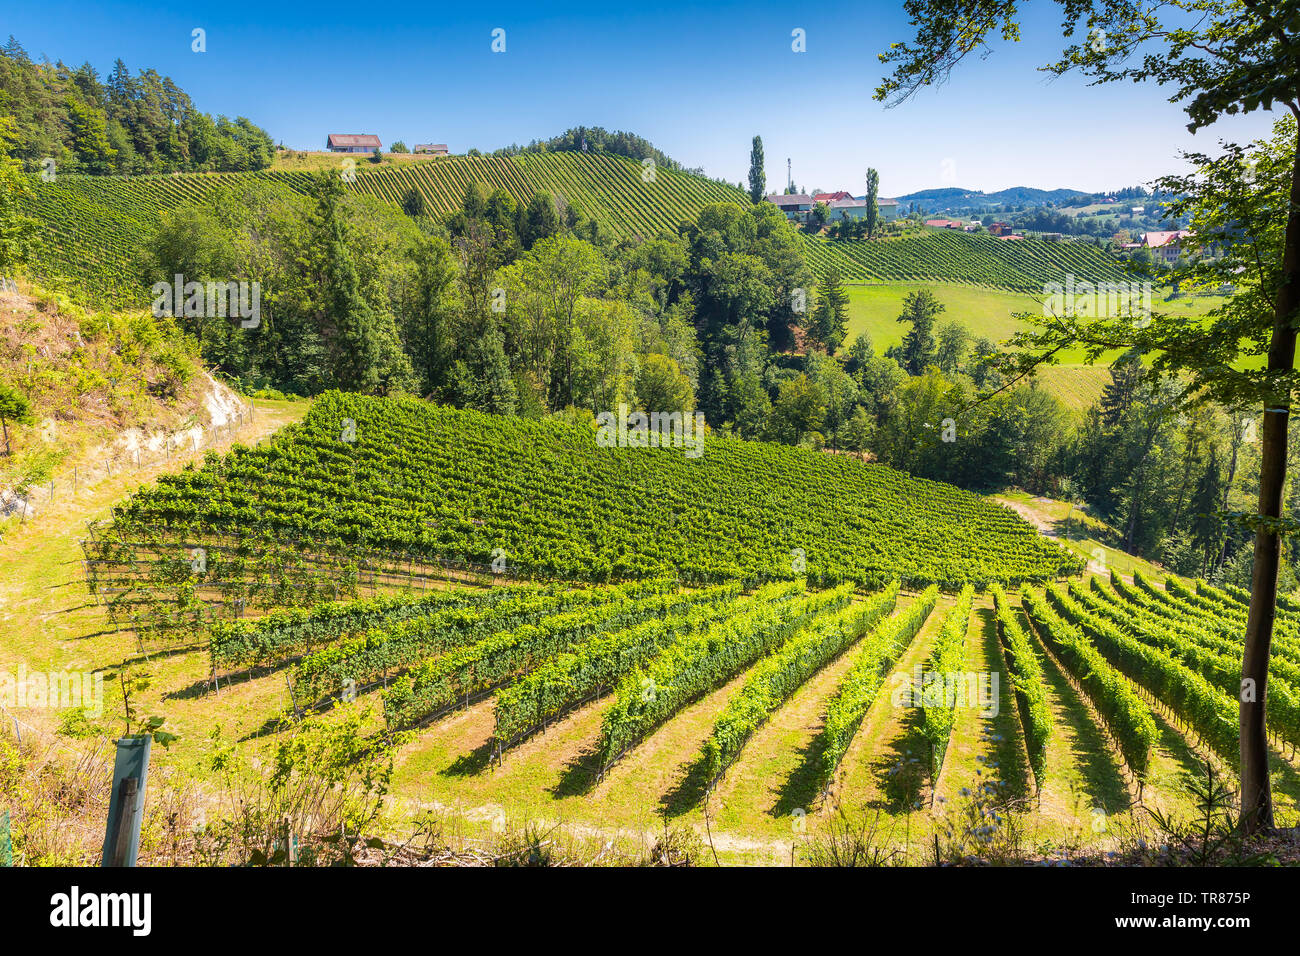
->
[845,282,1227,411]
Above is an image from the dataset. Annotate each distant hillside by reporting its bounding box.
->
[800,231,1130,293]
[19,153,1127,306]
[18,153,749,305]
[896,185,1093,212]
[491,126,698,175]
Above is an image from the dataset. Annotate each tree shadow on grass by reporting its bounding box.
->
[772,729,830,819]
[865,705,928,813]
[550,748,602,798]
[1150,712,1207,792]
[658,753,712,819]
[441,740,496,777]
[1267,748,1300,823]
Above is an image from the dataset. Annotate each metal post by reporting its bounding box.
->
[0,809,11,866]
[102,735,151,867]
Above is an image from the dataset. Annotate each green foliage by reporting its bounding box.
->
[102,393,1080,599]
[817,586,938,789]
[400,186,425,218]
[209,585,537,669]
[298,580,673,706]
[0,155,36,277]
[0,40,273,174]
[520,191,561,250]
[1089,575,1300,750]
[383,581,718,729]
[499,126,686,173]
[748,135,766,205]
[702,581,902,784]
[1021,586,1157,783]
[802,229,1131,293]
[810,265,848,353]
[597,584,855,768]
[990,584,1050,791]
[0,381,34,455]
[917,584,974,780]
[889,289,943,375]
[769,374,827,446]
[864,168,880,239]
[494,581,757,748]
[1045,582,1239,763]
[635,353,694,414]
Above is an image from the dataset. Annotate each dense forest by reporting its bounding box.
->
[0,36,274,175]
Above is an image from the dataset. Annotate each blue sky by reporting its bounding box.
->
[7,0,1283,196]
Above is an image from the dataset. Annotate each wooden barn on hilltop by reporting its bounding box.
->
[326,134,382,153]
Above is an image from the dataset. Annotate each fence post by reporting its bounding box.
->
[0,809,10,866]
[102,735,151,867]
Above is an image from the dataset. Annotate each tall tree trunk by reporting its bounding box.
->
[1240,114,1300,835]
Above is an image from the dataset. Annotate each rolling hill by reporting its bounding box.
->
[17,154,746,306]
[19,153,1132,308]
[89,391,1084,613]
[894,185,1094,212]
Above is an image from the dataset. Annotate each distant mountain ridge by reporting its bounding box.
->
[892,185,1094,211]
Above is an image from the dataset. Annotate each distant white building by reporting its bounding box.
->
[768,192,900,225]
[829,198,868,221]
[414,144,449,155]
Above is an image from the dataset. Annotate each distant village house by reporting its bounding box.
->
[414,144,449,155]
[766,194,814,223]
[1142,230,1193,263]
[326,134,382,153]
[768,192,899,225]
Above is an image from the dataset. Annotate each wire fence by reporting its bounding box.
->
[0,405,257,541]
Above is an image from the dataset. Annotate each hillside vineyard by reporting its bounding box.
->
[97,392,1082,597]
[21,153,1132,304]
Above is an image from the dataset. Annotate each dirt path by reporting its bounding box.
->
[994,496,1059,537]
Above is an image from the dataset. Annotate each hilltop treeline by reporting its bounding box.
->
[492,126,694,173]
[0,36,274,175]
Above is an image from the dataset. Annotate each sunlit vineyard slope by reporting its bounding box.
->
[91,392,1082,606]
